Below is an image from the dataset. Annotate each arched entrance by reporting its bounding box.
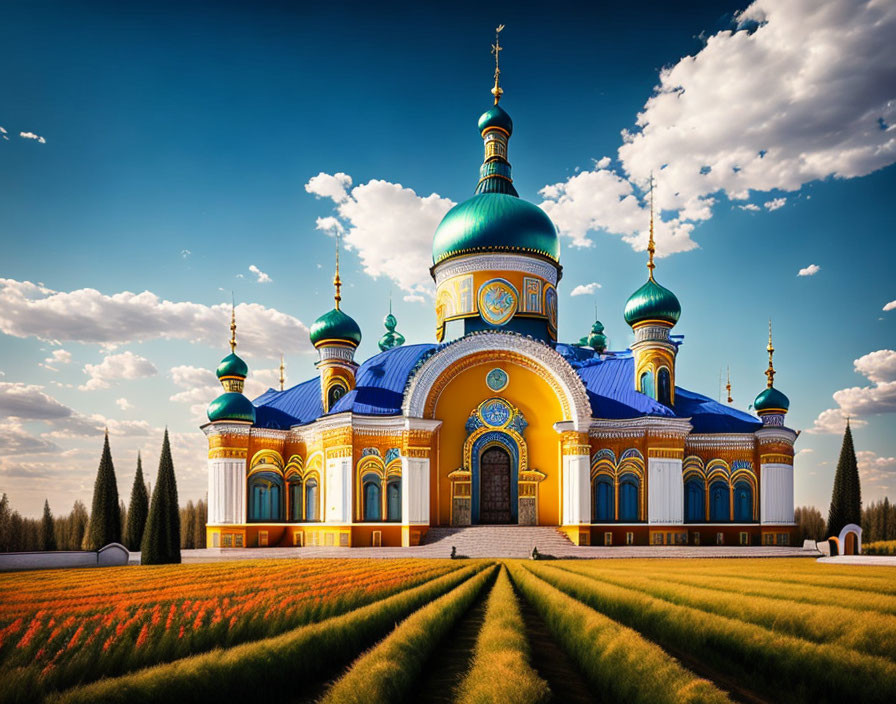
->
[479,446,513,524]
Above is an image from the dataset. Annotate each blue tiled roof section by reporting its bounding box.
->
[673,387,763,433]
[575,357,673,419]
[330,343,438,416]
[252,377,322,429]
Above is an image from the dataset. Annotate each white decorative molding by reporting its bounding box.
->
[633,325,672,344]
[403,332,592,430]
[207,458,245,525]
[587,416,692,439]
[317,345,356,363]
[686,433,756,451]
[325,456,352,523]
[562,454,590,524]
[755,427,799,445]
[647,458,683,524]
[760,463,793,524]
[201,421,252,438]
[249,427,288,441]
[402,456,430,524]
[433,253,559,288]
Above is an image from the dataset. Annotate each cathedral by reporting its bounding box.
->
[202,49,798,549]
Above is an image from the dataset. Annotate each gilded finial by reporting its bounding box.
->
[279,353,285,391]
[647,172,656,280]
[491,25,505,104]
[726,366,733,404]
[765,319,775,388]
[333,230,342,310]
[229,294,237,353]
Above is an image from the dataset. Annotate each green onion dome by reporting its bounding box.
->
[309,307,362,347]
[478,104,513,135]
[216,352,248,379]
[588,320,607,351]
[432,193,560,265]
[624,277,682,327]
[754,386,790,413]
[207,392,256,423]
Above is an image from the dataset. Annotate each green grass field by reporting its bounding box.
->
[2,558,894,703]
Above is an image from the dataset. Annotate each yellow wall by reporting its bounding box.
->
[431,359,564,526]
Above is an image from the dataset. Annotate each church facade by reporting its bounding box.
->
[202,72,797,549]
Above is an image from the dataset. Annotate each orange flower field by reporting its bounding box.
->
[0,559,458,702]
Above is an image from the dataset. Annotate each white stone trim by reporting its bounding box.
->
[201,421,252,438]
[325,456,352,523]
[402,456,430,524]
[562,454,590,525]
[755,427,799,445]
[686,433,757,450]
[402,332,592,430]
[760,463,793,524]
[433,253,559,288]
[588,416,692,439]
[207,458,246,525]
[647,458,684,524]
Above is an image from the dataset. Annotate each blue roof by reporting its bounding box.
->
[251,338,761,434]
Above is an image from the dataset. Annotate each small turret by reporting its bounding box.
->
[378,302,406,352]
[754,321,790,426]
[207,304,256,423]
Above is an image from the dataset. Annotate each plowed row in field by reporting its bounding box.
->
[1,558,894,703]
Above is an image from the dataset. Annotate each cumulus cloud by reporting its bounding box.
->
[764,197,787,212]
[884,300,896,312]
[569,282,603,297]
[542,0,896,253]
[0,381,74,420]
[0,419,60,454]
[403,294,425,304]
[738,203,761,212]
[798,264,821,277]
[79,351,158,391]
[306,175,454,296]
[40,348,72,371]
[115,397,132,411]
[0,278,312,357]
[809,349,896,432]
[169,364,279,422]
[181,249,191,258]
[19,131,46,144]
[248,264,272,283]
[856,450,896,486]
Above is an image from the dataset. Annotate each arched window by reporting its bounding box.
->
[304,479,319,521]
[386,480,401,521]
[640,371,655,399]
[733,481,753,522]
[327,383,347,411]
[363,474,382,521]
[592,476,613,522]
[657,368,672,406]
[684,478,705,523]
[248,472,283,522]
[288,480,303,522]
[618,475,640,522]
[709,480,730,522]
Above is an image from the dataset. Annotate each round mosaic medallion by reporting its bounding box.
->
[477,278,518,326]
[486,368,508,392]
[481,398,512,427]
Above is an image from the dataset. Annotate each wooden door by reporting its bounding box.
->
[479,447,512,524]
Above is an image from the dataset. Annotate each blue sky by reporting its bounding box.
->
[1,0,894,517]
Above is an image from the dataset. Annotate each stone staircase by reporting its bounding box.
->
[421,525,574,558]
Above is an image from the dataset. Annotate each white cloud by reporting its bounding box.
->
[764,197,787,212]
[40,348,73,371]
[305,172,353,203]
[569,282,603,297]
[0,126,6,134]
[80,350,158,391]
[20,131,46,144]
[884,300,896,312]
[181,249,191,258]
[248,264,272,283]
[808,349,896,432]
[0,278,312,358]
[169,364,279,422]
[115,397,132,411]
[544,0,896,254]
[856,450,896,485]
[403,294,425,304]
[739,203,761,212]
[798,264,821,277]
[0,381,74,420]
[307,175,455,296]
[0,419,60,455]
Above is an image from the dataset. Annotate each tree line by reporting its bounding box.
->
[0,429,202,563]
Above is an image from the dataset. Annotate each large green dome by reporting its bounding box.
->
[624,277,681,326]
[216,352,248,379]
[432,193,560,265]
[309,307,362,346]
[754,386,790,413]
[207,392,256,423]
[478,104,513,135]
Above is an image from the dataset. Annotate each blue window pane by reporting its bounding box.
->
[709,481,730,522]
[593,478,613,522]
[640,371,655,399]
[305,481,318,521]
[734,481,752,522]
[364,481,381,521]
[658,369,671,406]
[387,481,401,521]
[619,479,639,522]
[685,478,705,522]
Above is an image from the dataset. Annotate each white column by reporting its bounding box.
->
[562,454,590,525]
[402,456,430,525]
[760,463,794,523]
[647,458,683,524]
[325,456,352,523]
[207,458,245,525]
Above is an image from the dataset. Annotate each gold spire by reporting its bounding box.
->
[333,231,342,310]
[279,353,285,391]
[765,319,776,388]
[647,172,656,280]
[229,295,237,353]
[726,366,733,404]
[491,24,505,104]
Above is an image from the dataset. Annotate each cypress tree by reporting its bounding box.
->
[70,500,88,551]
[85,431,121,550]
[124,453,149,551]
[0,494,11,552]
[141,429,181,564]
[40,499,57,551]
[826,420,862,537]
